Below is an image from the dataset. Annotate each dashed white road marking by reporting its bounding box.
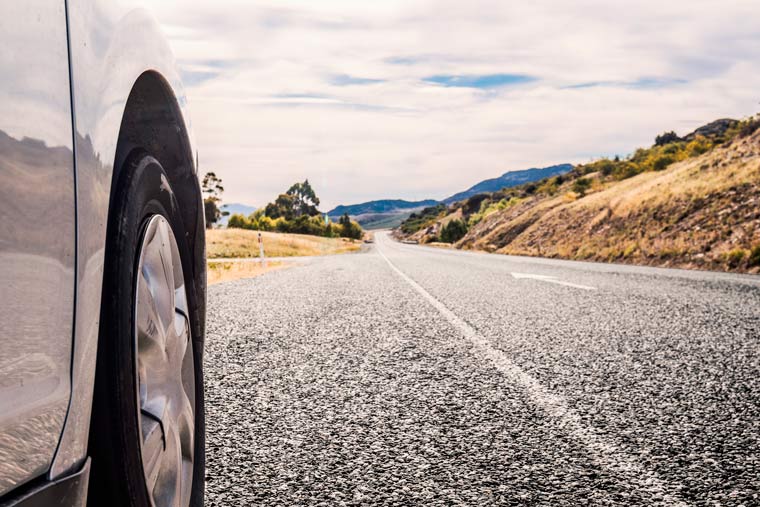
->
[376,241,690,507]
[511,272,597,291]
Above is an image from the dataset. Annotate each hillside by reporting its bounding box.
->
[396,117,760,273]
[443,164,573,204]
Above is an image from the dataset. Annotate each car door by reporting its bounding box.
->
[0,1,76,496]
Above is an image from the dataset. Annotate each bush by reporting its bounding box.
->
[738,116,760,138]
[655,131,681,146]
[227,213,249,229]
[686,136,712,157]
[257,215,274,231]
[749,245,760,267]
[726,249,747,268]
[340,220,363,240]
[274,217,290,233]
[572,178,592,197]
[597,160,614,177]
[439,219,467,243]
[652,154,676,171]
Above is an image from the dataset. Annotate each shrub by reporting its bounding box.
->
[738,116,760,138]
[652,154,676,171]
[227,213,249,229]
[686,136,713,157]
[340,220,363,240]
[598,159,614,177]
[749,245,760,267]
[572,178,592,197]
[655,131,680,146]
[439,219,468,243]
[257,215,274,231]
[274,217,290,233]
[725,249,746,268]
[613,161,641,180]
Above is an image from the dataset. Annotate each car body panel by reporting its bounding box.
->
[49,0,197,480]
[0,0,76,495]
[0,459,89,507]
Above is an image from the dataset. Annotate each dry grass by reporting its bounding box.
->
[207,260,287,285]
[206,229,362,259]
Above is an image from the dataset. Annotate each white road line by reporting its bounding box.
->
[511,272,597,291]
[376,244,690,506]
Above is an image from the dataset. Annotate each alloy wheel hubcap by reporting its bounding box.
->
[135,215,195,507]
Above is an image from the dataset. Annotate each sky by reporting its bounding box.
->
[153,0,760,210]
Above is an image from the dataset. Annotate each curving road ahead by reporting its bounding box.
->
[205,231,760,506]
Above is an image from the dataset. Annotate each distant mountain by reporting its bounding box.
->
[328,167,574,229]
[327,199,440,230]
[328,199,439,218]
[220,203,256,226]
[443,164,573,204]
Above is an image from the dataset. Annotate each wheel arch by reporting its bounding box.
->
[112,70,207,326]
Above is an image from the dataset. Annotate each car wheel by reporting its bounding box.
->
[88,151,205,507]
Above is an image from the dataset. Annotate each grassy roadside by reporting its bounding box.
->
[207,260,286,285]
[206,229,362,259]
[206,229,363,284]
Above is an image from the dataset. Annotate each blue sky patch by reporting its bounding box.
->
[424,74,537,89]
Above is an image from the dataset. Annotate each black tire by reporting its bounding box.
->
[88,151,205,507]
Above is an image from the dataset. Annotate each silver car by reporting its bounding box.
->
[0,2,206,506]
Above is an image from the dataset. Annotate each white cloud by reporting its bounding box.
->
[152,0,760,209]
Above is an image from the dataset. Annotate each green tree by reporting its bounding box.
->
[338,213,363,239]
[286,179,321,217]
[202,172,228,228]
[439,219,467,243]
[264,193,296,220]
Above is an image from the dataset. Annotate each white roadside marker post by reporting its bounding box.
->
[258,231,266,267]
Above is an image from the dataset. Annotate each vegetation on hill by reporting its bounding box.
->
[399,204,448,234]
[227,180,364,240]
[396,115,760,272]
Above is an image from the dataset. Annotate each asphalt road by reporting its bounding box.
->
[205,232,760,506]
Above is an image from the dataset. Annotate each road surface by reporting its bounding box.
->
[205,232,759,506]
